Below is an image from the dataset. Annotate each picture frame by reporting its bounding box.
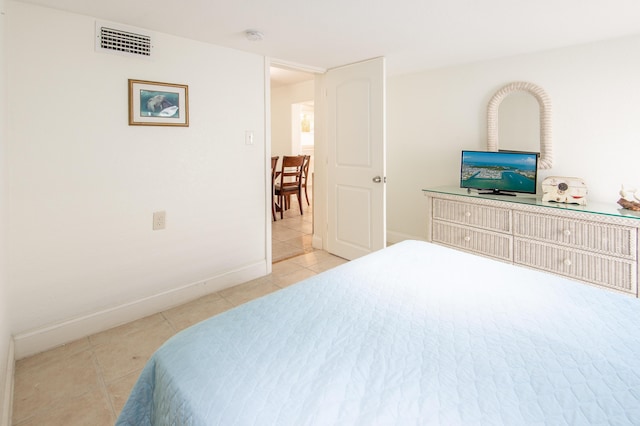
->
[128,79,189,126]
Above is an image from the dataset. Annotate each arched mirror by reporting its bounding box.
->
[499,92,539,150]
[487,81,552,169]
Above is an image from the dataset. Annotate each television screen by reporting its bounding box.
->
[460,150,538,195]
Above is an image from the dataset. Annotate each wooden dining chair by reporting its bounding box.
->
[301,155,311,206]
[271,156,279,221]
[274,155,305,219]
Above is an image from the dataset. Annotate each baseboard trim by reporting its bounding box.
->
[1,338,14,426]
[311,233,323,250]
[386,230,425,245]
[13,261,268,359]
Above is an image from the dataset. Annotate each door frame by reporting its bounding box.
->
[265,58,386,261]
[267,60,326,263]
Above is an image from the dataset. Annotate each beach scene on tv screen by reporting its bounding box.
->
[461,152,537,193]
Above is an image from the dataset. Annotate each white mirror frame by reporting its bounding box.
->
[487,81,553,169]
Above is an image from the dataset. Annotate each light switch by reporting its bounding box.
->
[245,130,254,145]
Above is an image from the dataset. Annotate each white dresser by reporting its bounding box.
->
[423,187,640,297]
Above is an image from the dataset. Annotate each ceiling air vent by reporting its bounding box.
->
[95,21,153,58]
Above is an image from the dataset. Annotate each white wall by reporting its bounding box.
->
[271,80,314,157]
[0,0,14,421]
[6,2,268,357]
[387,35,640,241]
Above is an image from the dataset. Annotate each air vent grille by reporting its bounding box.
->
[95,21,153,58]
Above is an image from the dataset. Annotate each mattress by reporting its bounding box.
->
[116,240,640,425]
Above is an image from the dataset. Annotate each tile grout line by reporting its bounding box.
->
[160,311,179,335]
[91,350,118,423]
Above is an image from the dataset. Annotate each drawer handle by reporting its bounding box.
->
[563,229,571,237]
[464,236,471,242]
[465,211,472,218]
[563,258,572,267]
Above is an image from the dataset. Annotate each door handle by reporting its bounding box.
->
[372,176,382,183]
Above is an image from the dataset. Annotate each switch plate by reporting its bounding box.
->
[153,211,166,230]
[245,130,254,145]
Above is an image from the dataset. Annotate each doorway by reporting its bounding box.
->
[270,66,315,262]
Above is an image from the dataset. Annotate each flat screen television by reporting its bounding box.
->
[460,150,538,196]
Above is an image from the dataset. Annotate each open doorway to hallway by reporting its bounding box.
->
[270,66,315,262]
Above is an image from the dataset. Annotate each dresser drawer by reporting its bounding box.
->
[513,212,637,259]
[433,221,512,261]
[432,198,511,233]
[514,238,637,294]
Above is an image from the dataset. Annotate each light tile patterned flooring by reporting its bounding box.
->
[12,196,345,425]
[272,190,314,262]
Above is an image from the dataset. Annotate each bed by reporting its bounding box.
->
[116,240,640,425]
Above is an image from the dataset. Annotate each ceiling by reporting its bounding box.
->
[15,0,640,79]
[270,67,314,88]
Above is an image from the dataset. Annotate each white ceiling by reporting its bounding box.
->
[270,67,314,88]
[15,0,640,78]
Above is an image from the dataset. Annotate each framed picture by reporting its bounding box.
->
[128,79,189,126]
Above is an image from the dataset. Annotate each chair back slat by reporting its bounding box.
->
[271,156,279,184]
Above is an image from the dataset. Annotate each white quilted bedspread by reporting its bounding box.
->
[117,240,640,425]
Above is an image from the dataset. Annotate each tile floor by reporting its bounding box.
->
[11,191,346,425]
[272,190,314,262]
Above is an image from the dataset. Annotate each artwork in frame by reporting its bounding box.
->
[128,79,189,126]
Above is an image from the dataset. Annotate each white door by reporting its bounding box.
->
[326,57,386,260]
